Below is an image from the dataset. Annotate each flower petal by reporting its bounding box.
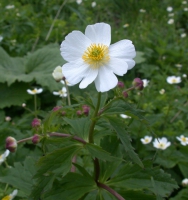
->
[60,31,92,62]
[94,66,118,92]
[37,88,43,94]
[27,89,34,95]
[53,92,59,96]
[62,59,89,85]
[79,68,98,89]
[109,39,136,59]
[85,23,111,46]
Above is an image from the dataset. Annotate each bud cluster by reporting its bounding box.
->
[77,105,90,116]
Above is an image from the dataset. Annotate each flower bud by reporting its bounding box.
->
[82,105,90,116]
[76,110,82,116]
[22,103,26,107]
[32,134,40,144]
[6,137,17,152]
[31,118,41,128]
[52,66,63,82]
[61,111,66,116]
[5,116,11,122]
[117,81,124,88]
[122,91,128,98]
[52,106,61,112]
[132,78,144,90]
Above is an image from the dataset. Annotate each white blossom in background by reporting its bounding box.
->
[139,9,146,13]
[142,79,149,87]
[53,87,67,97]
[182,1,187,4]
[0,150,10,165]
[176,135,188,146]
[175,64,182,68]
[5,5,15,9]
[0,36,3,42]
[182,178,188,186]
[60,23,136,92]
[2,189,18,200]
[91,1,96,7]
[181,33,186,38]
[27,88,43,95]
[168,13,174,17]
[5,116,11,122]
[159,89,165,94]
[153,137,171,150]
[167,7,173,12]
[182,74,187,78]
[166,76,181,84]
[120,114,131,119]
[123,24,129,28]
[52,66,63,81]
[22,103,26,107]
[184,7,188,11]
[76,0,82,4]
[168,19,174,24]
[141,136,152,144]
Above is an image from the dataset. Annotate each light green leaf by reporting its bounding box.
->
[170,189,188,200]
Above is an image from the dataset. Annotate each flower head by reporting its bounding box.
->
[175,64,182,68]
[184,7,188,11]
[120,114,131,119]
[2,189,18,200]
[176,135,188,146]
[168,19,174,24]
[5,5,15,9]
[5,137,17,152]
[159,89,165,94]
[52,66,63,81]
[167,6,173,12]
[53,87,67,97]
[60,23,136,92]
[141,136,152,144]
[31,118,41,128]
[182,1,187,4]
[167,76,181,84]
[181,33,186,38]
[133,78,144,90]
[153,137,171,150]
[0,150,10,165]
[76,0,82,4]
[91,1,96,7]
[182,178,188,186]
[142,79,149,87]
[139,9,146,13]
[5,116,11,122]
[27,88,43,95]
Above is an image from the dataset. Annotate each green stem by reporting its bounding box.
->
[64,81,71,106]
[34,94,37,117]
[4,183,9,193]
[88,92,101,143]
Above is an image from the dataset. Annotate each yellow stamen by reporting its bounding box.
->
[32,89,37,94]
[2,195,11,200]
[159,143,164,148]
[182,137,187,142]
[82,44,110,69]
[172,79,177,83]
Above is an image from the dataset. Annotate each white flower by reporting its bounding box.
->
[60,80,72,86]
[22,103,26,107]
[53,87,67,97]
[153,137,171,150]
[60,23,136,92]
[168,19,174,24]
[27,88,43,95]
[182,178,188,186]
[176,135,188,146]
[123,24,129,28]
[175,64,182,68]
[0,150,10,165]
[182,1,187,4]
[142,79,149,87]
[181,33,186,38]
[0,36,3,42]
[159,89,165,94]
[2,189,18,200]
[5,116,11,122]
[167,7,173,12]
[5,5,15,9]
[52,66,63,81]
[166,76,181,84]
[91,1,96,7]
[76,0,82,4]
[184,7,188,11]
[141,136,152,144]
[168,13,174,17]
[182,74,187,78]
[120,114,131,119]
[139,9,146,13]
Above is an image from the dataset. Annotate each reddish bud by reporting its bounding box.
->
[31,118,41,128]
[132,78,144,90]
[122,91,128,98]
[76,110,82,116]
[52,106,61,112]
[61,111,66,116]
[117,81,125,88]
[82,105,90,116]
[32,134,40,144]
[6,136,17,152]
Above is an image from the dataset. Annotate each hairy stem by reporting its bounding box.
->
[17,137,33,144]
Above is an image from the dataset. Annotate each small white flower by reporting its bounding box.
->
[60,23,136,92]
[153,137,171,150]
[120,114,131,119]
[182,178,188,186]
[167,6,173,12]
[159,89,165,94]
[22,103,26,107]
[166,76,181,84]
[27,88,43,95]
[182,74,187,78]
[5,5,15,9]
[142,79,149,87]
[5,116,11,122]
[168,19,174,24]
[141,136,152,144]
[123,24,129,28]
[184,7,188,11]
[175,64,182,68]
[176,135,188,146]
[53,87,67,97]
[0,36,3,42]
[91,1,96,7]
[182,1,187,4]
[2,189,18,200]
[181,33,186,38]
[168,13,174,17]
[52,66,63,81]
[0,150,10,165]
[139,9,146,13]
[76,0,82,4]
[16,13,20,17]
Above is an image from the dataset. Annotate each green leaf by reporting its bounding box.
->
[151,177,164,200]
[85,143,122,162]
[170,189,188,200]
[135,51,146,64]
[108,117,144,168]
[108,163,178,198]
[0,157,37,196]
[0,82,31,108]
[44,173,97,200]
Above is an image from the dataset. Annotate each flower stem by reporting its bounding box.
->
[17,137,33,144]
[64,81,71,106]
[88,92,101,143]
[34,94,37,117]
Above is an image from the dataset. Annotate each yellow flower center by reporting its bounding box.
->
[59,90,65,95]
[31,89,37,94]
[2,195,11,200]
[82,44,110,69]
[171,78,177,83]
[159,143,164,148]
[182,137,187,142]
[145,139,149,143]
